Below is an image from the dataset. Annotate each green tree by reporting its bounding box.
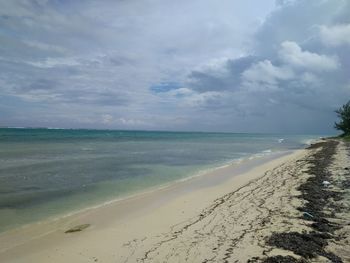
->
[335,100,350,135]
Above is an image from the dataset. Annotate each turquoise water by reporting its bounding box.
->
[0,128,322,232]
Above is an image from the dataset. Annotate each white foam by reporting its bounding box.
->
[302,138,318,145]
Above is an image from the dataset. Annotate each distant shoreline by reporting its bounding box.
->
[0,126,336,136]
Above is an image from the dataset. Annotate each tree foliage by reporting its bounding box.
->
[334,100,350,135]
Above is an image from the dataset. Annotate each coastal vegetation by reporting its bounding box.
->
[335,100,350,137]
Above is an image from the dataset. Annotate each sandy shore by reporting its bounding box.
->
[0,140,349,262]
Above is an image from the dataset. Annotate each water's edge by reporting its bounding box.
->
[0,128,324,232]
[0,149,293,235]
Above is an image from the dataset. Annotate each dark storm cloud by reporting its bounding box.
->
[185,56,259,94]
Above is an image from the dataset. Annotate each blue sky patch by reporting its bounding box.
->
[150,82,181,93]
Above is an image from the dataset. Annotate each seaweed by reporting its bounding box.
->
[64,223,90,233]
[297,141,341,220]
[259,140,346,263]
[266,231,341,262]
[260,255,307,263]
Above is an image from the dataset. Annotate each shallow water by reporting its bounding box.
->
[0,128,324,231]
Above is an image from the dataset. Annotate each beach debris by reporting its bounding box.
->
[250,141,345,263]
[65,223,90,233]
[311,220,340,233]
[267,232,342,262]
[322,180,331,187]
[261,255,307,263]
[298,141,341,219]
[306,141,327,149]
[302,211,314,220]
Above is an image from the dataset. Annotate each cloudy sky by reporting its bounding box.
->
[0,0,349,133]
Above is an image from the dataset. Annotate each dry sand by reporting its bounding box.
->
[0,140,349,263]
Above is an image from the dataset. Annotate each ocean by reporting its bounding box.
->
[0,128,322,232]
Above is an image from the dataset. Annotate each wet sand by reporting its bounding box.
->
[0,140,349,262]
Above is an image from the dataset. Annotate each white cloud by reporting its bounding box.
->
[92,114,149,127]
[167,87,194,96]
[194,56,232,74]
[300,72,320,85]
[242,60,294,86]
[101,114,114,124]
[118,117,147,126]
[162,87,226,108]
[183,91,225,107]
[27,57,81,68]
[320,24,350,46]
[23,40,66,53]
[279,41,339,71]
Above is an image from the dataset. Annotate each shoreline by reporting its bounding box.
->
[1,140,348,262]
[0,148,304,262]
[0,149,290,235]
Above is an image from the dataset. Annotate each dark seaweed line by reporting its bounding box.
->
[262,140,347,263]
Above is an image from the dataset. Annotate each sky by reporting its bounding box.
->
[0,0,349,133]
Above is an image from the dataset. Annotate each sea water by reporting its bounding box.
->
[0,128,323,232]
